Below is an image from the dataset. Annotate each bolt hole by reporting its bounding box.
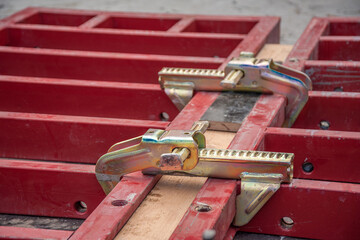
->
[160,112,170,121]
[148,130,154,133]
[111,200,128,206]
[334,87,343,92]
[319,120,330,130]
[184,132,191,135]
[195,204,211,212]
[74,201,87,213]
[280,217,294,229]
[302,162,314,173]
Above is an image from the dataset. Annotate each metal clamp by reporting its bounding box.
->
[95,121,293,226]
[158,53,312,127]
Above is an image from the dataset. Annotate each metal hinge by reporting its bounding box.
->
[158,52,312,127]
[96,121,293,226]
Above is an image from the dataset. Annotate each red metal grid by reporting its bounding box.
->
[0,7,280,240]
[161,18,360,240]
[285,17,360,92]
[2,8,359,240]
[170,18,360,240]
[172,18,360,240]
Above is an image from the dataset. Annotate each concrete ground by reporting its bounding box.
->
[1,0,359,44]
[0,0,359,239]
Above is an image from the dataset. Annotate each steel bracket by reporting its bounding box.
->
[235,172,282,226]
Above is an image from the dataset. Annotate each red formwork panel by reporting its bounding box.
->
[286,17,360,92]
[0,7,280,240]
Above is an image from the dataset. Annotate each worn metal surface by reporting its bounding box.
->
[201,92,261,132]
[0,214,83,231]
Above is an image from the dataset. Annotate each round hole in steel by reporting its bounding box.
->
[302,162,314,173]
[160,112,170,121]
[111,200,128,206]
[280,216,294,229]
[195,204,212,212]
[319,120,330,130]
[74,201,87,213]
[334,87,343,92]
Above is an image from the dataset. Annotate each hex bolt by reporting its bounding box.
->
[281,216,294,229]
[202,229,216,240]
[319,120,330,130]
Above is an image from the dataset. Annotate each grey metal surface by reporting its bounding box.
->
[201,92,261,132]
[0,214,83,231]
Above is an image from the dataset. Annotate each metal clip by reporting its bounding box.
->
[95,121,293,226]
[158,53,312,127]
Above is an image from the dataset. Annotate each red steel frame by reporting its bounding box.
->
[0,9,359,240]
[0,7,281,240]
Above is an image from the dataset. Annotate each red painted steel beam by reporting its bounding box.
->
[0,226,72,240]
[304,61,360,92]
[264,127,360,183]
[70,172,161,240]
[0,159,104,218]
[318,36,360,61]
[293,91,360,132]
[285,18,329,71]
[0,75,178,121]
[238,179,360,240]
[2,25,243,58]
[0,111,168,163]
[0,47,222,83]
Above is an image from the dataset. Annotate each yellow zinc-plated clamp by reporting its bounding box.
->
[95,121,294,226]
[158,53,312,127]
